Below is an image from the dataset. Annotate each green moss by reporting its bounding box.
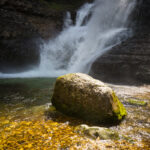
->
[48,106,56,112]
[54,74,127,124]
[75,125,119,140]
[126,99,147,106]
[57,73,73,80]
[112,92,127,120]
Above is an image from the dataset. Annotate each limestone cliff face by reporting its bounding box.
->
[90,0,150,84]
[0,0,149,84]
[134,0,150,29]
[0,0,88,73]
[0,0,61,72]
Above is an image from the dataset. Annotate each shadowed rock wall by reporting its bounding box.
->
[0,0,89,73]
[90,0,150,84]
[0,0,61,72]
[0,0,149,84]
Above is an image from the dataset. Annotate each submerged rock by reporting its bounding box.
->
[51,73,127,124]
[75,124,119,140]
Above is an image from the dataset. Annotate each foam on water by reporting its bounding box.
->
[0,0,136,78]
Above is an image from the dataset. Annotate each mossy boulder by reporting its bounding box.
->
[51,73,127,124]
[75,124,119,140]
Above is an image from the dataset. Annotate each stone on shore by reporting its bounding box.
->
[75,124,119,140]
[51,73,127,124]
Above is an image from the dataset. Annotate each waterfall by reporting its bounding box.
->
[0,0,136,78]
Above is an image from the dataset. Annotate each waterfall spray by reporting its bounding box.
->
[0,0,136,78]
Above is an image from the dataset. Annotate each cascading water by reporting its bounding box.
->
[0,0,136,78]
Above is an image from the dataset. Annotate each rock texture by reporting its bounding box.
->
[75,124,119,139]
[51,73,127,124]
[0,0,89,73]
[0,0,66,72]
[90,0,150,84]
[1,0,149,83]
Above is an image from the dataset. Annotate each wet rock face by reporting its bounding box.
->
[134,0,150,28]
[51,73,127,125]
[0,0,65,73]
[0,38,40,73]
[90,0,150,84]
[90,31,150,84]
[75,124,119,140]
[0,0,92,73]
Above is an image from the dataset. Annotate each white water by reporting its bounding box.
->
[0,0,136,78]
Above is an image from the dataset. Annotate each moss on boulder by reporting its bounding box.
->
[51,73,127,124]
[75,124,119,140]
[125,99,147,106]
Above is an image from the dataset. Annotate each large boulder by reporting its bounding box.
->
[51,73,127,124]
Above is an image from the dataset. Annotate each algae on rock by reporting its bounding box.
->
[75,124,119,140]
[125,98,147,106]
[51,73,127,124]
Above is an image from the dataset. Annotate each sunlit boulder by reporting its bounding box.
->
[51,73,127,124]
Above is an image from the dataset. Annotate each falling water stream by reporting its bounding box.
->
[0,0,136,78]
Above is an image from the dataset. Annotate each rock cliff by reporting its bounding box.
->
[90,0,150,84]
[0,0,149,84]
[0,0,88,73]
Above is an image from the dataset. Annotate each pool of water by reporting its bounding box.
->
[0,78,150,149]
[0,78,55,122]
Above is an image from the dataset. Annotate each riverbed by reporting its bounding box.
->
[0,78,149,149]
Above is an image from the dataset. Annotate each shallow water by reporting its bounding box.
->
[0,78,150,149]
[0,78,55,123]
[111,84,150,149]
